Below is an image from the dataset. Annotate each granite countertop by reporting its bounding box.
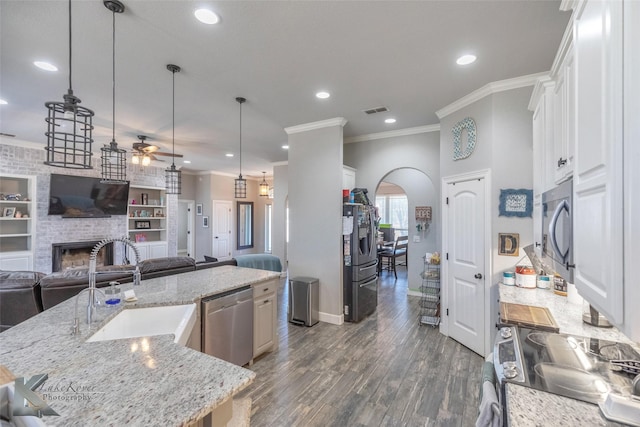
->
[499,283,639,349]
[505,383,625,427]
[0,265,280,426]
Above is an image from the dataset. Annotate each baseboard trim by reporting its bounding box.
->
[319,311,343,325]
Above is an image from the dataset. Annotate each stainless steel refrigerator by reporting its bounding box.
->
[343,203,378,322]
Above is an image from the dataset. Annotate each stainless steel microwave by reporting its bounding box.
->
[541,178,574,282]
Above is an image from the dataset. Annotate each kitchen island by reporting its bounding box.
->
[0,265,280,426]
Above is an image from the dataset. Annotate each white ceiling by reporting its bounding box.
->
[0,0,570,177]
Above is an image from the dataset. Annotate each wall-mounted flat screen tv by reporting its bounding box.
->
[48,174,130,217]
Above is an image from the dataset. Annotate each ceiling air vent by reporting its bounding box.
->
[363,106,389,115]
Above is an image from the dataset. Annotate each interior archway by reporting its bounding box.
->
[375,167,439,294]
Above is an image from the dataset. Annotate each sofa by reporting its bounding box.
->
[0,271,45,332]
[0,256,238,331]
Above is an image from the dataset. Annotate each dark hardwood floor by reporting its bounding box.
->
[238,269,483,427]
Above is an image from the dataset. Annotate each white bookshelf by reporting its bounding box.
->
[0,174,36,270]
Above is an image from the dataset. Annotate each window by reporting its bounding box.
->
[376,194,408,235]
[265,204,272,253]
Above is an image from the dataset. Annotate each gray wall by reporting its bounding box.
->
[287,122,344,323]
[190,172,271,262]
[344,131,441,292]
[439,86,534,345]
[440,87,534,282]
[272,164,289,270]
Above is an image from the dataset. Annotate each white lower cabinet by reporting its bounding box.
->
[0,252,32,271]
[253,279,278,358]
[133,242,168,261]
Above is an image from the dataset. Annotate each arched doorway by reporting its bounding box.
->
[375,168,439,294]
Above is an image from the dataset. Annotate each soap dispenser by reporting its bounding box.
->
[105,281,122,306]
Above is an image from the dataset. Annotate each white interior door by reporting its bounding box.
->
[212,200,232,260]
[177,200,194,258]
[445,178,486,355]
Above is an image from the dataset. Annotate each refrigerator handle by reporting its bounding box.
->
[368,208,377,258]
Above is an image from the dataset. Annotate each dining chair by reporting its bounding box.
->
[378,235,409,279]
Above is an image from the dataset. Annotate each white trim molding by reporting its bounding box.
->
[284,117,347,135]
[436,72,548,119]
[344,124,440,144]
[318,311,343,325]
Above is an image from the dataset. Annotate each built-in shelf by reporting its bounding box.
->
[127,185,168,261]
[0,173,35,270]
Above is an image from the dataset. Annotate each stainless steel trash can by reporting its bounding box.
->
[288,276,319,326]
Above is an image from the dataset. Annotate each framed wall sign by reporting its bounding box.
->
[196,203,203,215]
[498,233,520,256]
[203,216,209,228]
[135,220,151,229]
[499,189,533,217]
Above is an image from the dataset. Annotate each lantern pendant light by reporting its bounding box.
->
[165,64,182,194]
[259,172,269,197]
[44,0,95,169]
[234,97,247,199]
[100,0,127,182]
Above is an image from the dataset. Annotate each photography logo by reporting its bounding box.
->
[12,374,59,418]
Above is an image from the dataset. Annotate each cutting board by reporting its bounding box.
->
[500,302,560,332]
[0,365,15,386]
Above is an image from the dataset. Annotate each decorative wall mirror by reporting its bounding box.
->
[237,201,254,249]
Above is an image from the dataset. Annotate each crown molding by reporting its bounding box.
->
[344,124,440,144]
[435,72,548,119]
[527,75,553,111]
[284,117,347,135]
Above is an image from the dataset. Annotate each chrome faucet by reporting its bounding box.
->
[72,236,141,334]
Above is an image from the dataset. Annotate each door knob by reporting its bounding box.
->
[474,273,483,279]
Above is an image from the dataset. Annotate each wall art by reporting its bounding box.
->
[452,117,476,160]
[498,233,520,256]
[499,188,533,217]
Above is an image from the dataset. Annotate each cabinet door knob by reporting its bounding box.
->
[474,273,483,279]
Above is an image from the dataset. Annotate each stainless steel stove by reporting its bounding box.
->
[494,326,640,405]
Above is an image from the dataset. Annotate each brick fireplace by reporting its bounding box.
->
[51,241,114,272]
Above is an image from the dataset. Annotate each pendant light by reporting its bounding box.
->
[100,0,127,182]
[234,97,247,199]
[165,64,182,194]
[259,171,269,197]
[44,0,95,169]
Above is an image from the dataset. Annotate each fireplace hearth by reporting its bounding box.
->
[52,241,114,272]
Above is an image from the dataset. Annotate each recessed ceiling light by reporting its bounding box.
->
[194,9,219,25]
[225,153,234,157]
[385,118,396,124]
[0,99,7,105]
[282,145,289,150]
[183,160,191,164]
[34,61,58,71]
[315,91,330,99]
[456,54,477,66]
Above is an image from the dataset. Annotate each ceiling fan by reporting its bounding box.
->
[131,135,183,165]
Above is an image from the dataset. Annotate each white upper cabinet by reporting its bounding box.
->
[551,42,575,184]
[573,0,629,331]
[533,0,638,340]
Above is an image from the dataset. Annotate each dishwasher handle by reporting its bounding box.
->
[203,286,252,313]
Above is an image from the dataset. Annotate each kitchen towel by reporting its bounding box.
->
[476,381,501,427]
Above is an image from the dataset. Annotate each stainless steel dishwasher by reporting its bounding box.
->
[202,286,253,366]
